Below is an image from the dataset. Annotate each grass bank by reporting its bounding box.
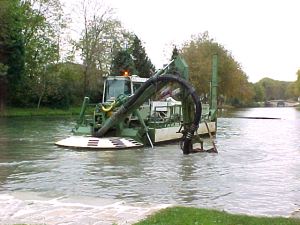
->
[0,106,82,117]
[134,207,300,225]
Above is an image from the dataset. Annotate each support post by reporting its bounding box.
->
[210,55,218,122]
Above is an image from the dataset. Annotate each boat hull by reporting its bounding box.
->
[55,136,143,149]
[154,121,216,143]
[55,121,216,149]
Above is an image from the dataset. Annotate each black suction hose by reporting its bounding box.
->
[129,74,202,154]
[124,74,201,122]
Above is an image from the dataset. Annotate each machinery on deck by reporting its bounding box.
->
[56,55,218,154]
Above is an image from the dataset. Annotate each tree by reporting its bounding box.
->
[181,32,254,105]
[77,0,111,96]
[252,82,265,102]
[0,0,25,108]
[19,0,66,108]
[296,70,300,96]
[37,63,84,108]
[257,77,294,101]
[74,0,135,97]
[131,35,155,78]
[285,82,297,100]
[110,49,136,76]
[55,62,85,105]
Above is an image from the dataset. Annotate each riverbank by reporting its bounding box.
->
[135,206,300,225]
[6,205,300,225]
[0,107,82,117]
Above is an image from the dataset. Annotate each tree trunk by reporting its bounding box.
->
[37,92,43,109]
[83,64,90,97]
[37,76,46,109]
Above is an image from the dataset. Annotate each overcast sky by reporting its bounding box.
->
[64,0,300,82]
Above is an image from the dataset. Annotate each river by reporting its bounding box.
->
[0,107,300,224]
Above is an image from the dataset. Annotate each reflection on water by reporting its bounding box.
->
[0,108,300,217]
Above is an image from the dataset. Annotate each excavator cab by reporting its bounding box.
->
[102,75,148,103]
[103,77,131,102]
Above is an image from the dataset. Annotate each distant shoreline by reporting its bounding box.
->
[1,104,299,117]
[0,107,82,117]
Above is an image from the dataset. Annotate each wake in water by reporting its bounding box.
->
[0,192,170,225]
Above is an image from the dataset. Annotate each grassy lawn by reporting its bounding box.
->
[134,207,300,225]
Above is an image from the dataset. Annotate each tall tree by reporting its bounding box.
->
[131,35,155,78]
[0,0,25,108]
[20,0,65,108]
[110,49,136,76]
[181,32,254,105]
[74,0,134,96]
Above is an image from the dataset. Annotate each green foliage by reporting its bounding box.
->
[110,49,136,76]
[251,74,299,103]
[33,62,86,108]
[110,35,155,78]
[1,0,139,108]
[74,1,134,96]
[296,70,300,96]
[20,0,65,108]
[0,63,8,77]
[135,206,300,225]
[38,64,75,108]
[55,63,85,104]
[181,32,254,106]
[252,82,265,102]
[0,0,25,106]
[131,35,155,77]
[0,0,66,108]
[255,77,294,101]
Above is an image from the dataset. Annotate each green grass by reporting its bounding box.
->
[134,207,300,225]
[0,106,82,117]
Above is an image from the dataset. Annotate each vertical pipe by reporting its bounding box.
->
[77,97,89,126]
[210,54,218,122]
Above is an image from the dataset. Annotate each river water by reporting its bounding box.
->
[0,107,300,224]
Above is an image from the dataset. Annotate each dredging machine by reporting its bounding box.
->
[56,55,218,154]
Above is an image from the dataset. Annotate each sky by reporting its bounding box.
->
[63,0,300,83]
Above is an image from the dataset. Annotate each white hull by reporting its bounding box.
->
[55,121,216,149]
[55,136,143,149]
[154,121,216,142]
